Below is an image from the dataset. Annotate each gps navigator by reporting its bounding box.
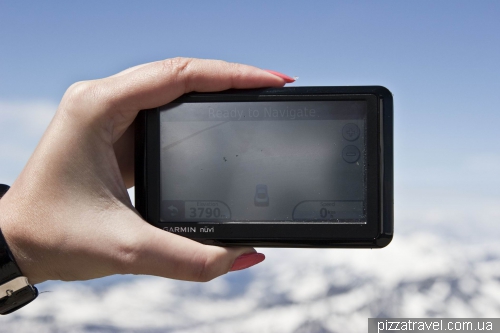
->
[135,86,393,248]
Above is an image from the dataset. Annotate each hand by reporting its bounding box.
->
[0,58,290,284]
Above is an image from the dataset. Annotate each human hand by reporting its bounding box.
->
[0,58,293,284]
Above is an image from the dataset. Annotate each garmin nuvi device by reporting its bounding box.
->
[135,86,393,248]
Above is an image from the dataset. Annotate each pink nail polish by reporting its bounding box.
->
[230,253,265,271]
[264,70,295,83]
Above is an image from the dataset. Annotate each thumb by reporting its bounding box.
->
[122,220,265,282]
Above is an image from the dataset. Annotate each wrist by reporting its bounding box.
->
[0,228,39,315]
[0,184,39,314]
[0,185,46,285]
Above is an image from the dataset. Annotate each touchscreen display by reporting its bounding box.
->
[159,101,367,223]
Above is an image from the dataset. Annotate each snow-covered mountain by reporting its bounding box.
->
[2,233,500,333]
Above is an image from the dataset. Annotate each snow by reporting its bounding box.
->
[2,233,500,333]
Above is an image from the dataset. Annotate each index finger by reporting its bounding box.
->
[64,58,288,140]
[108,58,286,115]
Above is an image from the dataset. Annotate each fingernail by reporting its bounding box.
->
[230,253,265,272]
[264,70,295,83]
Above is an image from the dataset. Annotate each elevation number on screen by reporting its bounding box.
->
[189,207,222,218]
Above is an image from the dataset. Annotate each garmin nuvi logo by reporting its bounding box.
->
[163,227,215,233]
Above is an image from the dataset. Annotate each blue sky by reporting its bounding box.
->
[1,1,499,240]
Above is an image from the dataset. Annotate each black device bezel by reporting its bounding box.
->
[135,86,393,248]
